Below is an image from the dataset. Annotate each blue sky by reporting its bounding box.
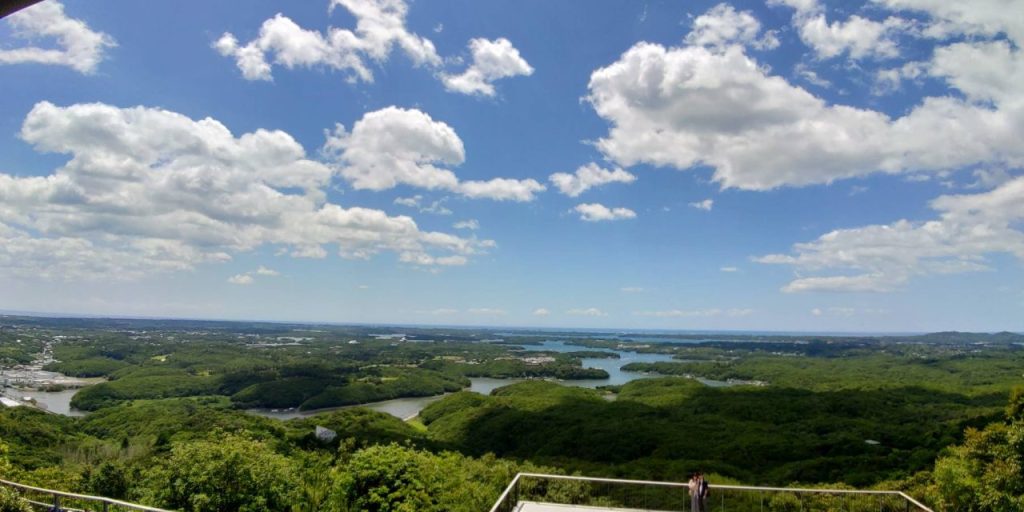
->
[1,0,1022,332]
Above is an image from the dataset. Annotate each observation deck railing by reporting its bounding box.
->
[0,478,172,512]
[489,473,934,512]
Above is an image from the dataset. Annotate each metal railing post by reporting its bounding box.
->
[513,476,519,510]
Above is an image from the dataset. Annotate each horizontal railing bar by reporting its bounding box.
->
[516,473,898,495]
[502,473,934,512]
[0,478,173,512]
[24,498,80,511]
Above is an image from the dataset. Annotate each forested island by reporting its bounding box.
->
[2,315,1024,510]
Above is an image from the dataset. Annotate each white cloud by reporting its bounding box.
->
[686,3,779,50]
[587,36,1024,190]
[393,195,453,215]
[458,178,546,202]
[442,38,534,96]
[720,266,739,272]
[756,176,1024,292]
[255,266,280,276]
[228,274,254,285]
[574,203,636,222]
[394,196,422,208]
[0,101,491,281]
[967,168,1013,190]
[532,308,550,316]
[324,107,462,191]
[634,308,753,318]
[874,0,1024,43]
[467,307,506,316]
[421,199,453,215]
[0,1,115,74]
[848,185,869,196]
[620,286,644,293]
[428,308,458,315]
[567,307,607,317]
[548,163,636,197]
[811,306,864,317]
[798,15,908,60]
[689,199,714,211]
[795,62,832,88]
[771,0,909,60]
[215,0,440,83]
[453,219,480,230]
[873,61,927,94]
[323,106,544,201]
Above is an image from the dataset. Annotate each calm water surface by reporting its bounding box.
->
[7,388,87,416]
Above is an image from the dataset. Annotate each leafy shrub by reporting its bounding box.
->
[0,487,30,512]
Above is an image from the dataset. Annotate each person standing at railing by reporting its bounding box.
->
[688,473,701,512]
[697,472,710,512]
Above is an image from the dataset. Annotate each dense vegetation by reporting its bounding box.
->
[2,316,1024,511]
[420,379,1000,486]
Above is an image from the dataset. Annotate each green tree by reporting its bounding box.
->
[0,441,29,512]
[332,443,434,512]
[932,392,1024,511]
[141,431,297,512]
[0,487,30,512]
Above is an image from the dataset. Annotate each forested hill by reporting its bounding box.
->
[902,331,1024,345]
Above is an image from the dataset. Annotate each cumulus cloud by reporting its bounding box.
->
[620,287,644,293]
[574,203,636,222]
[323,106,544,201]
[442,38,534,96]
[255,266,280,276]
[532,308,550,316]
[756,176,1024,292]
[548,163,636,197]
[567,307,606,317]
[0,102,492,280]
[686,3,779,50]
[587,33,1024,190]
[214,0,440,83]
[770,0,909,60]
[0,1,115,74]
[324,107,462,190]
[875,0,1024,42]
[720,266,739,272]
[689,199,714,211]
